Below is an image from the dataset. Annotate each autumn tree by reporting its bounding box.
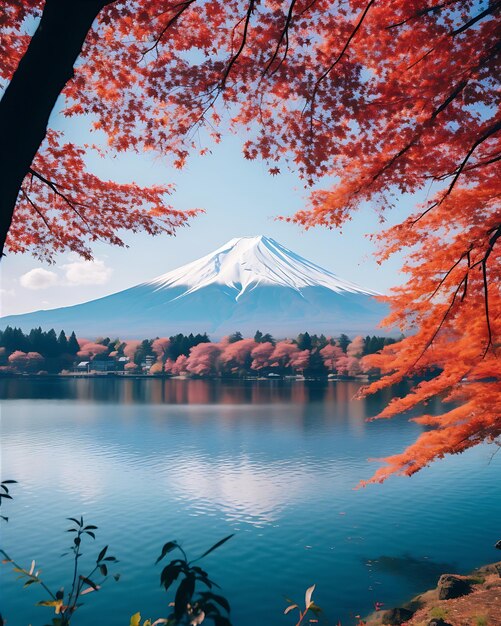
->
[2,0,499,480]
[8,350,44,373]
[169,354,189,375]
[122,339,141,364]
[346,336,365,359]
[320,343,344,373]
[270,340,299,373]
[220,338,258,375]
[76,341,108,359]
[336,354,362,378]
[289,348,310,373]
[186,343,222,376]
[250,342,275,371]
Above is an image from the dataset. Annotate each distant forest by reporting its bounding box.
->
[0,327,398,377]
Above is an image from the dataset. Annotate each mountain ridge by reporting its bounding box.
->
[146,235,378,298]
[1,236,389,338]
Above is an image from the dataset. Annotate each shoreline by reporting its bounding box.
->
[364,561,501,626]
[0,372,371,382]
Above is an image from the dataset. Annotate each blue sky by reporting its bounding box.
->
[1,112,412,317]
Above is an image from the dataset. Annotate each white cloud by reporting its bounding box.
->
[18,258,113,291]
[63,259,113,286]
[20,268,59,290]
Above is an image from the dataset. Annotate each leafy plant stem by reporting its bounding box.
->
[0,548,57,601]
[66,526,83,619]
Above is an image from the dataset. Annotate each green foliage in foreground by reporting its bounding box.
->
[0,481,235,626]
[0,481,334,626]
[1,514,119,626]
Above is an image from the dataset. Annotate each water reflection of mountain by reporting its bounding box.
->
[3,378,497,626]
[3,379,442,529]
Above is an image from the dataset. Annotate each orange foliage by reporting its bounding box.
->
[4,0,500,478]
[149,361,164,374]
[6,131,199,261]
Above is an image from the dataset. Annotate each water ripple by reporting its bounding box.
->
[1,380,500,626]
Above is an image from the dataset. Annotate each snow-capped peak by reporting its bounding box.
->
[146,235,377,299]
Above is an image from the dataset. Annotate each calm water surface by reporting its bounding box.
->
[1,378,500,625]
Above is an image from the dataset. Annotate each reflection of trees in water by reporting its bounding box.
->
[364,554,457,589]
[0,378,441,436]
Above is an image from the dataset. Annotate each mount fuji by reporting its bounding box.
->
[2,236,389,338]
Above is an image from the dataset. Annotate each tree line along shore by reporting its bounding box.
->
[0,326,398,378]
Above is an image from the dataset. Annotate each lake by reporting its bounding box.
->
[1,378,499,625]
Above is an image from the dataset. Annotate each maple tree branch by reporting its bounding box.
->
[487,441,501,465]
[430,150,501,181]
[441,118,501,200]
[309,0,375,108]
[406,46,436,71]
[20,188,53,235]
[228,12,249,56]
[386,0,461,29]
[405,223,499,372]
[296,0,318,18]
[142,0,197,56]
[403,2,500,72]
[470,224,501,355]
[221,0,256,89]
[0,0,109,259]
[451,0,501,36]
[376,41,500,191]
[431,79,468,119]
[427,246,473,302]
[461,250,471,302]
[411,201,440,225]
[409,269,469,371]
[420,224,500,367]
[373,81,472,186]
[371,135,419,183]
[481,255,493,355]
[410,119,501,223]
[28,168,94,233]
[262,0,297,77]
[182,0,257,131]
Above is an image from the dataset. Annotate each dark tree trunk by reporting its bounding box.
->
[0,0,108,259]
